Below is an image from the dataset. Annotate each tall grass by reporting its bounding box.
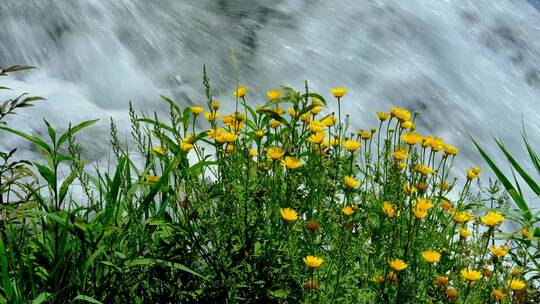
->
[0,66,538,303]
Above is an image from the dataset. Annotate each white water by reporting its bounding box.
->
[1,0,540,207]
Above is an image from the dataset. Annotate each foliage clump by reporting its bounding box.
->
[0,66,539,303]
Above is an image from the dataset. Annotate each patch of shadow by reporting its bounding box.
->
[460,10,479,24]
[525,68,540,87]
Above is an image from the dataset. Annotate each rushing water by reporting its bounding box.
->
[1,0,540,206]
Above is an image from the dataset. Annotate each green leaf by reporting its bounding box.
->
[0,126,51,153]
[494,137,540,195]
[160,95,182,116]
[72,295,103,304]
[104,156,126,224]
[58,119,99,147]
[31,292,52,304]
[137,118,174,133]
[470,135,532,222]
[522,131,540,180]
[2,65,35,73]
[83,247,105,273]
[43,119,56,145]
[59,168,79,204]
[35,163,55,187]
[302,92,327,105]
[182,107,192,129]
[137,157,176,213]
[125,258,207,280]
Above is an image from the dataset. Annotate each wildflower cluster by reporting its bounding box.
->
[0,67,538,303]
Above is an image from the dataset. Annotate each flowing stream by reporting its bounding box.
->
[1,0,540,207]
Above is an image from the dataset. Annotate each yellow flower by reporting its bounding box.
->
[372,275,385,284]
[397,162,407,170]
[152,146,167,156]
[359,131,372,141]
[310,106,324,115]
[459,227,472,239]
[255,130,265,138]
[430,137,444,152]
[402,132,422,145]
[215,132,238,143]
[440,200,454,212]
[421,250,441,264]
[190,106,204,116]
[225,145,234,153]
[331,87,347,98]
[416,181,428,192]
[343,140,361,152]
[522,227,533,238]
[180,142,193,152]
[435,276,449,287]
[208,128,223,139]
[413,206,428,219]
[390,107,411,122]
[376,112,391,121]
[211,101,221,110]
[511,267,522,275]
[234,86,248,98]
[309,120,326,133]
[481,211,505,227]
[342,206,354,216]
[453,211,475,223]
[414,164,433,176]
[466,170,478,180]
[328,137,340,146]
[288,108,297,117]
[403,183,417,195]
[311,97,324,106]
[460,269,482,281]
[490,289,506,301]
[438,182,450,192]
[300,112,311,122]
[303,256,324,268]
[414,198,434,211]
[422,136,433,148]
[382,202,397,218]
[204,111,220,122]
[248,149,258,157]
[386,271,398,283]
[388,259,407,271]
[344,176,361,189]
[491,244,510,257]
[392,149,409,161]
[266,89,281,100]
[471,167,481,174]
[280,207,298,222]
[443,144,459,156]
[445,288,458,300]
[303,279,320,290]
[400,120,413,129]
[269,119,281,129]
[267,147,285,160]
[321,115,336,127]
[308,132,326,145]
[183,133,196,144]
[222,114,236,125]
[144,175,160,183]
[271,107,285,116]
[283,156,302,169]
[507,279,526,291]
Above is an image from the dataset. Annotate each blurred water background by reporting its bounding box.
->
[1,0,540,208]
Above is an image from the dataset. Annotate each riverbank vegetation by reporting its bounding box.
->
[0,66,538,303]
